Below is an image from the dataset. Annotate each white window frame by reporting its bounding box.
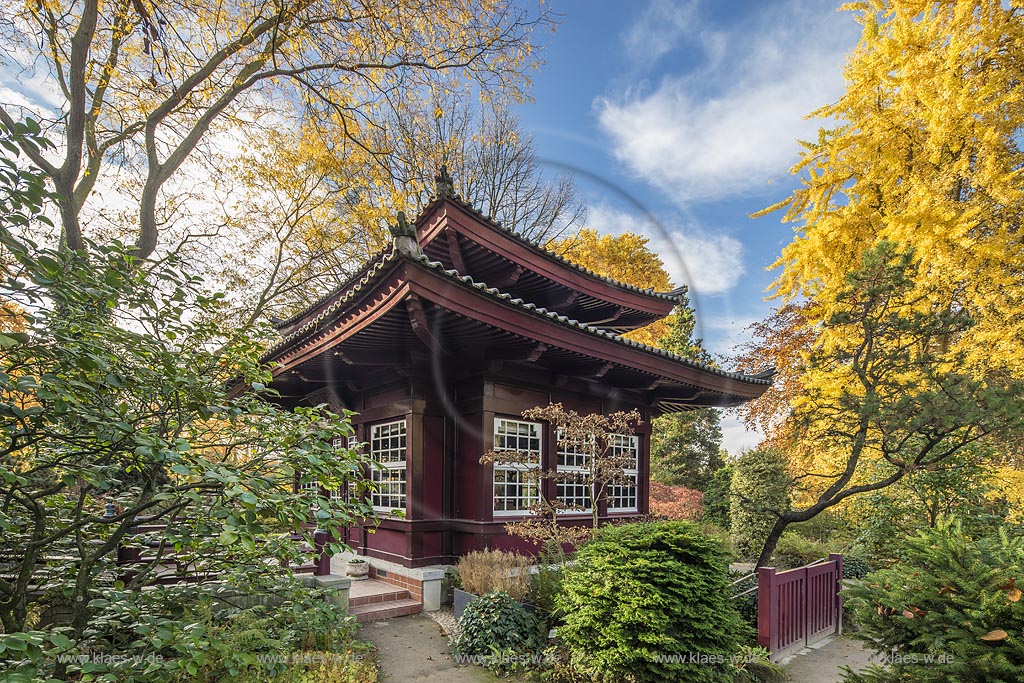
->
[325,435,360,501]
[299,476,321,498]
[492,417,542,517]
[370,420,407,514]
[607,434,639,513]
[556,428,593,514]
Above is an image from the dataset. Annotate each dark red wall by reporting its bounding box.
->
[347,374,652,567]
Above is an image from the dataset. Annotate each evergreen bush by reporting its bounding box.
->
[772,532,827,569]
[703,465,733,528]
[556,521,750,682]
[841,555,872,580]
[844,521,1024,683]
[452,591,545,674]
[530,541,566,629]
[730,449,791,561]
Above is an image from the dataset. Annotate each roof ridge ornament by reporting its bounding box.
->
[435,165,456,197]
[390,211,423,258]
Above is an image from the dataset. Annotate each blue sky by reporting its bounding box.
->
[516,0,860,361]
[512,0,864,451]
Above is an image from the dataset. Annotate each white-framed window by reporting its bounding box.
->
[370,420,406,513]
[492,418,542,516]
[606,434,639,513]
[556,429,592,513]
[326,435,360,501]
[299,477,321,498]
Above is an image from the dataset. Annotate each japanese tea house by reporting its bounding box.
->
[262,170,771,570]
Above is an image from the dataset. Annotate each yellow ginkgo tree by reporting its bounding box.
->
[741,0,1024,563]
[0,0,552,260]
[764,0,1024,370]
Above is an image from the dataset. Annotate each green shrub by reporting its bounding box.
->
[531,541,566,628]
[699,523,738,562]
[772,531,827,569]
[556,521,750,683]
[273,645,378,683]
[844,521,1024,683]
[731,646,786,683]
[703,465,733,528]
[452,591,544,674]
[730,449,791,561]
[841,555,872,580]
[788,509,850,545]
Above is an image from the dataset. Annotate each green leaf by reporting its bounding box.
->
[0,332,28,348]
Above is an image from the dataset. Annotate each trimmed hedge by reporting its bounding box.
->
[556,521,750,682]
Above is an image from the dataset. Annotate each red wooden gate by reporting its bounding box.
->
[757,554,843,661]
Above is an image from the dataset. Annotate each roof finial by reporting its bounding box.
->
[389,211,422,258]
[435,165,455,197]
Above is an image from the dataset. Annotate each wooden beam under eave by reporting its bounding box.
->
[406,294,447,356]
[326,348,409,366]
[482,342,548,362]
[525,342,548,362]
[492,264,525,289]
[445,227,468,274]
[587,306,625,325]
[550,289,579,308]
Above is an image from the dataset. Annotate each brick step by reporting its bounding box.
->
[349,588,410,607]
[350,598,422,623]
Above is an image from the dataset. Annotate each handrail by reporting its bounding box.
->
[729,572,756,587]
[732,586,758,599]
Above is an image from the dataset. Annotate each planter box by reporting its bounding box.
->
[453,588,478,619]
[346,561,369,579]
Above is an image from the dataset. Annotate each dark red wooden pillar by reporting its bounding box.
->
[831,553,843,635]
[757,566,777,652]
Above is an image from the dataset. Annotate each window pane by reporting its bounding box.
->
[371,420,406,512]
[493,418,542,514]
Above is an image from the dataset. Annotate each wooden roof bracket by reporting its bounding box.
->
[444,227,468,273]
[406,294,448,356]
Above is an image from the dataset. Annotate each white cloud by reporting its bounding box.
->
[719,413,763,456]
[622,0,696,65]
[586,204,744,295]
[598,1,858,203]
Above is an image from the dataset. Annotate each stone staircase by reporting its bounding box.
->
[348,578,422,623]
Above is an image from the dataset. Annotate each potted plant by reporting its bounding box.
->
[346,557,369,579]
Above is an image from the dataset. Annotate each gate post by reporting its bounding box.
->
[313,528,332,576]
[830,553,843,636]
[757,566,777,652]
[800,565,808,648]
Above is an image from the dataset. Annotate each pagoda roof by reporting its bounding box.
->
[412,191,681,331]
[274,180,687,336]
[263,246,771,413]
